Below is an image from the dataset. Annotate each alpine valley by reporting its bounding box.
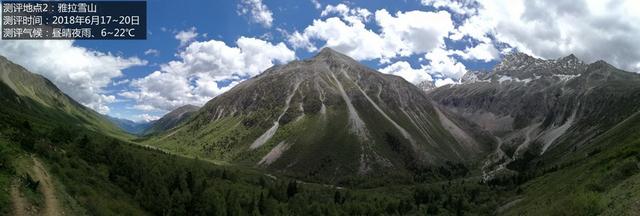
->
[2,48,640,215]
[143,48,492,183]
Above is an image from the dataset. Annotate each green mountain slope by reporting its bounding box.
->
[502,110,640,215]
[0,56,129,139]
[143,104,199,135]
[145,48,492,183]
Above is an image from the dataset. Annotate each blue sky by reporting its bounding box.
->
[1,0,639,122]
[85,0,498,121]
[80,0,496,121]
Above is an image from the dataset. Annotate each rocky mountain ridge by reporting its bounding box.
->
[145,48,492,182]
[428,52,640,179]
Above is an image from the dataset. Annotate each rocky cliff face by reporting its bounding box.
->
[428,53,640,179]
[146,48,492,181]
[416,80,436,92]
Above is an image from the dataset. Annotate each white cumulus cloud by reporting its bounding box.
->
[289,6,455,64]
[435,78,456,87]
[379,61,432,84]
[447,0,640,72]
[122,37,295,112]
[175,27,199,46]
[421,0,478,15]
[144,49,160,56]
[134,114,161,123]
[452,42,500,62]
[375,9,454,57]
[288,17,392,61]
[310,0,321,9]
[321,3,372,23]
[423,48,467,80]
[0,40,146,114]
[237,0,274,28]
[380,47,467,86]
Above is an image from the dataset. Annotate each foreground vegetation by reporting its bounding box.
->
[502,112,640,215]
[3,113,640,215]
[0,96,639,215]
[0,116,523,215]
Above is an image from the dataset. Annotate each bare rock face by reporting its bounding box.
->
[460,71,481,84]
[149,48,492,182]
[416,80,436,92]
[427,52,640,179]
[493,52,587,79]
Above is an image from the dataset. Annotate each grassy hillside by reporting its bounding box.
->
[0,57,131,140]
[1,116,520,215]
[143,105,199,135]
[502,111,640,215]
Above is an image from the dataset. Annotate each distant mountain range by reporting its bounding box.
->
[105,116,155,135]
[106,105,199,135]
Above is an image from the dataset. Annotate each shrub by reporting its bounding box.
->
[550,191,604,216]
[614,159,639,179]
[22,174,40,191]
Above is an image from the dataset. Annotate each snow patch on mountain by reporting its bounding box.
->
[497,76,533,84]
[553,74,581,82]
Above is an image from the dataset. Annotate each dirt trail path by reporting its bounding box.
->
[31,156,62,216]
[10,180,28,216]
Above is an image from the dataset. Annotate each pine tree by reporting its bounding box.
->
[287,181,298,199]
